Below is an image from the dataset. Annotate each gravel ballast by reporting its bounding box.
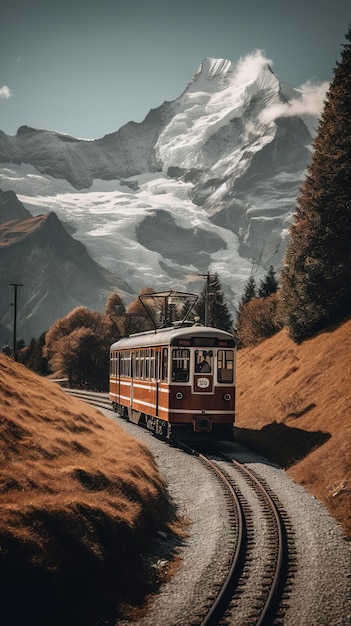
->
[103,411,351,626]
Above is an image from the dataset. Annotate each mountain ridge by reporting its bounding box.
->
[0,206,132,342]
[0,52,324,339]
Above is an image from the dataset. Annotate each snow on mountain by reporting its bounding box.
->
[0,52,324,334]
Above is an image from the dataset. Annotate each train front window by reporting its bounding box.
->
[172,349,190,382]
[217,350,234,383]
[195,350,213,373]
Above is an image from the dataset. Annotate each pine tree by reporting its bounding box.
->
[235,275,256,346]
[280,24,351,342]
[236,275,256,316]
[195,273,232,331]
[258,265,279,298]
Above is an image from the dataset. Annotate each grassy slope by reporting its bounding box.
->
[0,355,179,626]
[1,319,350,622]
[236,316,351,538]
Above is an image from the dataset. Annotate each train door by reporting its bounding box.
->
[155,349,161,416]
[193,349,214,394]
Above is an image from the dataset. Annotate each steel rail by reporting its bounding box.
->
[218,450,286,626]
[62,390,288,625]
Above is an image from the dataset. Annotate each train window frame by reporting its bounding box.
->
[217,349,234,383]
[172,348,190,382]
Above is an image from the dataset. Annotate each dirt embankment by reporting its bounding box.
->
[0,355,181,625]
[236,317,351,537]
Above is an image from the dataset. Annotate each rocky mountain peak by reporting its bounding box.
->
[0,52,323,340]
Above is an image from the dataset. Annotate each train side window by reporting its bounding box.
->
[134,350,140,379]
[217,350,234,383]
[145,349,150,379]
[155,350,161,381]
[124,351,131,377]
[161,348,168,382]
[172,349,190,382]
[150,349,155,380]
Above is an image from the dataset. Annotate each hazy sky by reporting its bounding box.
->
[1,0,350,139]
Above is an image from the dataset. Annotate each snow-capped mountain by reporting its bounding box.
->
[0,52,323,339]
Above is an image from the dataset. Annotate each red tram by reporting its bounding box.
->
[109,323,236,441]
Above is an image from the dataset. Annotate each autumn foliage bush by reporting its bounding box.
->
[236,293,283,347]
[44,306,116,390]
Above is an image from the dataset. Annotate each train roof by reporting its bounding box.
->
[110,324,236,350]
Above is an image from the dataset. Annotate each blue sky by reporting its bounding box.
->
[0,0,350,139]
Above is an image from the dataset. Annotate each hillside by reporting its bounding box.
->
[0,355,180,626]
[1,319,350,623]
[236,316,351,537]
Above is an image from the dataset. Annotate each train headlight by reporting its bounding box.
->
[176,391,183,400]
[224,393,231,401]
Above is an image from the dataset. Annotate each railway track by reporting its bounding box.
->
[64,389,295,625]
[177,442,293,626]
[64,388,111,411]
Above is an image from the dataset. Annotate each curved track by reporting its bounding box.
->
[64,389,294,625]
[178,442,291,626]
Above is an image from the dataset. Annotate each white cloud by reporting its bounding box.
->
[260,80,329,124]
[0,85,12,99]
[234,49,274,84]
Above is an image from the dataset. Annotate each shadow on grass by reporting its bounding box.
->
[234,421,331,468]
[0,501,185,626]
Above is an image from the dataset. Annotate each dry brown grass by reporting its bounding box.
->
[236,316,351,538]
[0,355,180,625]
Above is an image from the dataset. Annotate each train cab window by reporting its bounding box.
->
[217,350,234,383]
[161,348,168,382]
[172,349,190,382]
[195,350,213,373]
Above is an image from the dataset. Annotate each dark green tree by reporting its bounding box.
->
[235,275,256,346]
[195,273,232,331]
[26,333,50,375]
[280,25,351,342]
[236,275,257,323]
[258,265,279,298]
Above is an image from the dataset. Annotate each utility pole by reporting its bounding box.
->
[9,283,23,361]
